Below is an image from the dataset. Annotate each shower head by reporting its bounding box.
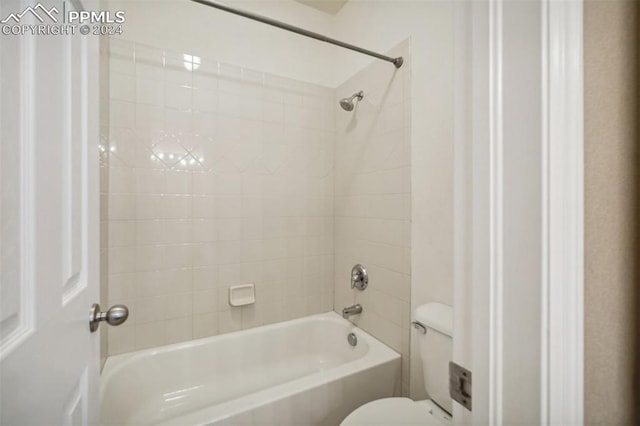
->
[339,91,364,112]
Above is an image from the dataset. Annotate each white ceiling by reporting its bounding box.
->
[294,0,348,15]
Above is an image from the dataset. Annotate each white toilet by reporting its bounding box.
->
[341,303,453,425]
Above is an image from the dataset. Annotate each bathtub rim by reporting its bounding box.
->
[100,311,401,426]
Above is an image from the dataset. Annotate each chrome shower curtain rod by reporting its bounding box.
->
[189,0,404,68]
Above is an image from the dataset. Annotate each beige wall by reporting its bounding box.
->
[584,1,639,424]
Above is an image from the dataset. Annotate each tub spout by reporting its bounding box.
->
[342,304,362,319]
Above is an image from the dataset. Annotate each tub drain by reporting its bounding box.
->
[347,332,357,347]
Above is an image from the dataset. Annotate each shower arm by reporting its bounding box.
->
[348,91,364,102]
[189,0,404,69]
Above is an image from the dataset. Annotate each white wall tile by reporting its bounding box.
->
[192,218,217,242]
[134,322,165,350]
[164,316,193,344]
[109,220,136,247]
[217,218,242,241]
[193,289,216,315]
[109,40,134,76]
[136,245,165,272]
[165,83,192,111]
[135,169,164,194]
[110,100,135,129]
[218,308,242,334]
[135,48,164,82]
[193,67,219,91]
[135,104,164,138]
[333,41,412,395]
[164,171,192,195]
[108,272,137,301]
[192,195,214,218]
[136,271,165,299]
[193,312,218,339]
[107,326,135,355]
[193,88,218,114]
[107,42,335,356]
[108,246,136,274]
[164,219,193,244]
[163,244,193,269]
[110,73,135,102]
[133,194,161,220]
[136,295,166,324]
[193,266,217,291]
[192,242,218,267]
[136,220,165,245]
[165,64,192,87]
[165,292,193,319]
[162,195,192,219]
[136,78,164,106]
[160,268,192,295]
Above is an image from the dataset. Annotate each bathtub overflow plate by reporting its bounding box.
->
[347,332,358,346]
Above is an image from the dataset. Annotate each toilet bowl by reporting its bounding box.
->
[341,303,453,426]
[341,398,451,425]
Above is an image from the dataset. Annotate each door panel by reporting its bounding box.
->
[0,0,100,424]
[0,0,35,358]
[61,8,88,305]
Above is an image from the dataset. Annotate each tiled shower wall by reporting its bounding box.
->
[333,40,412,396]
[106,39,335,354]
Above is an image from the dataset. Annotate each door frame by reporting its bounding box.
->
[454,0,584,423]
[542,0,584,424]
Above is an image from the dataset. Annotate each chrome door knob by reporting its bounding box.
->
[89,303,129,332]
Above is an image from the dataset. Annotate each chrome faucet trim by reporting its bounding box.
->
[342,304,362,319]
[350,264,368,291]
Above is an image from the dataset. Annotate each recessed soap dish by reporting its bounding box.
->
[228,284,255,307]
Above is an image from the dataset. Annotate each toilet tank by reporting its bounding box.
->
[415,303,453,414]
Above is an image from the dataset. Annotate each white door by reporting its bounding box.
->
[0,0,101,424]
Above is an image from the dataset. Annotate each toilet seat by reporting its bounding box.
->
[340,398,443,425]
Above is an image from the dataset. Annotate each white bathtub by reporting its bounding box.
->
[100,312,401,425]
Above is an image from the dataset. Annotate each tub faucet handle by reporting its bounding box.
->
[350,264,368,290]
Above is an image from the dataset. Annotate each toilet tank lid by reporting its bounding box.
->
[414,303,453,337]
